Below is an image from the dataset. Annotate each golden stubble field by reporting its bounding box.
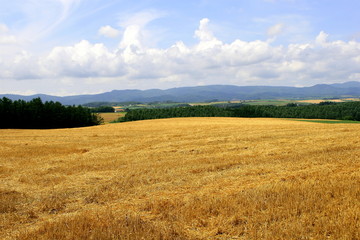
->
[98,112,126,123]
[0,118,359,239]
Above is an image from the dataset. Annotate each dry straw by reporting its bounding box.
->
[1,118,359,239]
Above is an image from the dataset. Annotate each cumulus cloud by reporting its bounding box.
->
[194,18,222,50]
[315,31,329,45]
[43,40,125,78]
[98,25,120,38]
[1,18,360,91]
[194,18,215,41]
[120,25,143,50]
[118,9,164,50]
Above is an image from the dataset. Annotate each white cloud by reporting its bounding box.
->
[267,23,284,37]
[119,25,143,50]
[0,23,18,44]
[194,18,214,42]
[1,18,360,93]
[194,18,223,51]
[0,35,17,44]
[43,40,125,78]
[118,10,165,50]
[98,25,120,38]
[315,31,329,45]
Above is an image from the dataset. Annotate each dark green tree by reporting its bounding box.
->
[0,97,102,129]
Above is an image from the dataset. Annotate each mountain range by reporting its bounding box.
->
[1,81,360,105]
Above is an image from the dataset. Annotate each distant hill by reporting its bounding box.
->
[1,81,360,105]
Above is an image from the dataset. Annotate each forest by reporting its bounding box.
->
[118,101,360,122]
[90,106,115,113]
[119,105,232,122]
[1,97,359,128]
[0,97,102,129]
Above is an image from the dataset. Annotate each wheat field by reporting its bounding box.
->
[98,112,126,123]
[1,118,359,239]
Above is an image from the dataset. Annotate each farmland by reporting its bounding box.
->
[1,118,360,239]
[98,112,126,123]
[94,98,360,112]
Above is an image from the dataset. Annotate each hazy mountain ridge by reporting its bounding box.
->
[1,81,360,105]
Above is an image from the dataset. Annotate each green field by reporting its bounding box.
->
[92,98,360,111]
[242,100,297,106]
[295,119,360,124]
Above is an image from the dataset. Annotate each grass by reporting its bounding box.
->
[191,98,360,107]
[190,100,294,106]
[295,119,360,124]
[243,100,295,106]
[1,117,360,239]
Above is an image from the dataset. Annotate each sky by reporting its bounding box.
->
[1,0,360,96]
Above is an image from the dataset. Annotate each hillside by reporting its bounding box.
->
[1,118,360,239]
[1,81,360,105]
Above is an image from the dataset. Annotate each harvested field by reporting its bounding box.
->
[98,112,126,123]
[0,118,359,239]
[296,99,345,104]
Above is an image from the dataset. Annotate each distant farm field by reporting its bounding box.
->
[296,99,346,104]
[98,112,126,123]
[1,118,359,239]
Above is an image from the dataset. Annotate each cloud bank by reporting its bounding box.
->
[1,18,360,92]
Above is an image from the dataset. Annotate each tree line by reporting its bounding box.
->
[90,106,115,113]
[0,97,102,129]
[119,105,232,122]
[117,102,360,122]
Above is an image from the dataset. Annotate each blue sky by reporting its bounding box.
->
[1,0,360,96]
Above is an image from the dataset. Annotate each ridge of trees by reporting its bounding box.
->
[0,97,102,129]
[90,106,115,113]
[119,105,232,122]
[117,102,360,122]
